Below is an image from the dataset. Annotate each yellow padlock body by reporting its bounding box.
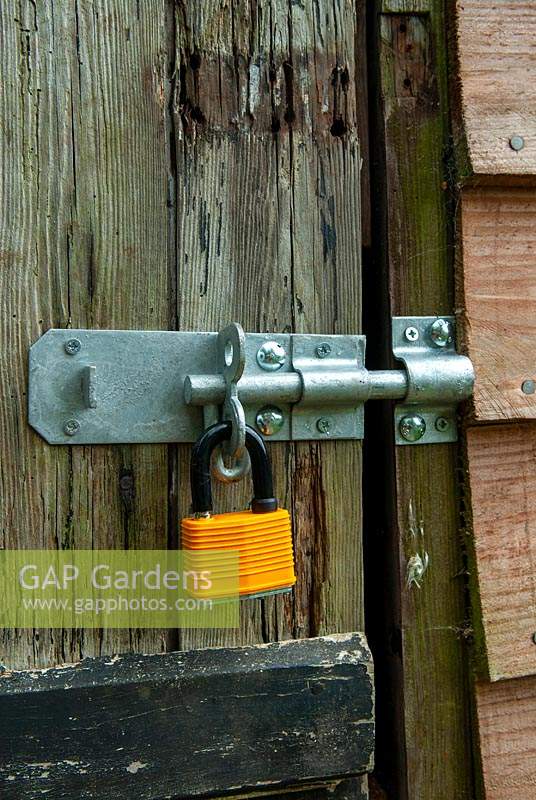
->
[181,508,295,599]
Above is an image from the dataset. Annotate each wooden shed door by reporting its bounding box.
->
[0,2,372,798]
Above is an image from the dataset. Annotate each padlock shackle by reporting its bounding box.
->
[190,421,278,515]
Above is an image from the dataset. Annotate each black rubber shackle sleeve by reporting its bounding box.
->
[190,421,278,515]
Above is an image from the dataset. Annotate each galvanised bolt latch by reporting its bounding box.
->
[28,317,474,458]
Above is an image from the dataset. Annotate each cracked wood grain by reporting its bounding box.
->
[0,0,367,697]
[172,1,365,651]
[1,1,173,667]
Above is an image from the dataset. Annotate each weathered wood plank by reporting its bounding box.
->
[0,633,374,800]
[1,0,368,670]
[458,187,536,422]
[0,1,172,669]
[173,1,365,651]
[452,0,536,179]
[465,424,536,680]
[366,4,475,797]
[476,675,536,799]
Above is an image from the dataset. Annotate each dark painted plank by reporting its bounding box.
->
[0,633,374,800]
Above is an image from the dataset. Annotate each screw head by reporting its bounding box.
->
[64,419,81,437]
[509,135,525,152]
[315,342,332,359]
[522,380,536,395]
[430,318,453,348]
[404,326,419,342]
[316,417,332,435]
[64,338,81,355]
[399,414,426,442]
[256,341,286,371]
[435,416,449,432]
[532,632,536,645]
[255,406,285,436]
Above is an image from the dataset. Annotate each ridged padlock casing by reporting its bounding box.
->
[182,508,295,599]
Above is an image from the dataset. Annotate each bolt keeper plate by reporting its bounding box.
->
[392,316,472,445]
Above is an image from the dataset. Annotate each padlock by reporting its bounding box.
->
[181,421,296,599]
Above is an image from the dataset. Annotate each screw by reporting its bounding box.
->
[64,338,81,355]
[404,326,419,342]
[316,417,332,435]
[522,380,536,395]
[399,414,426,442]
[435,416,449,432]
[256,341,286,371]
[430,318,453,348]
[255,406,285,436]
[509,135,525,152]
[64,419,80,436]
[315,342,332,359]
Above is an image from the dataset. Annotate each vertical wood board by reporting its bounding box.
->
[476,675,536,799]
[370,3,475,797]
[0,0,172,669]
[458,188,536,422]
[173,0,365,652]
[452,0,536,178]
[466,423,536,681]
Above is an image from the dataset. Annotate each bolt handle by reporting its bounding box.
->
[190,422,278,515]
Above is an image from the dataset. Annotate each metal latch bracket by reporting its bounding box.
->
[391,317,474,445]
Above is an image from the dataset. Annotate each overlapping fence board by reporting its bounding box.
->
[459,188,536,422]
[453,0,536,179]
[454,1,536,796]
[466,424,536,681]
[476,676,536,799]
